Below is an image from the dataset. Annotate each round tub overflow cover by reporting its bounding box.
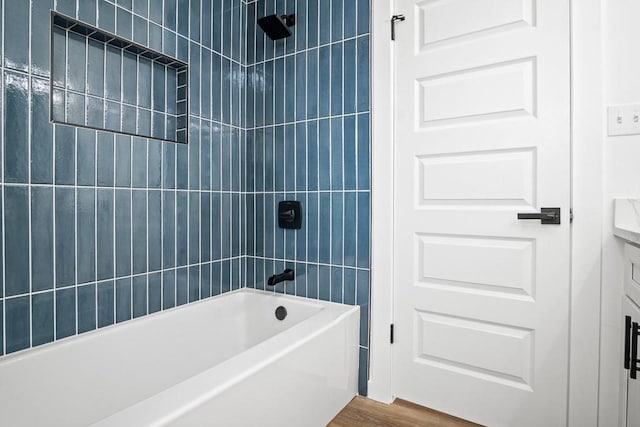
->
[275,305,287,321]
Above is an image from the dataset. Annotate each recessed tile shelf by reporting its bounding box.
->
[50,12,188,143]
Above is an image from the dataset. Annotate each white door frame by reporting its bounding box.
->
[368,0,604,425]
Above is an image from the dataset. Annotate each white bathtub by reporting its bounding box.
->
[0,288,359,426]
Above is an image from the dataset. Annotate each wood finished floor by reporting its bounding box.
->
[328,397,483,427]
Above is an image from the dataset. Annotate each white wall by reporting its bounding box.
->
[599,1,640,425]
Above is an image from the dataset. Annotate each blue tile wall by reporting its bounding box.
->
[1,0,246,356]
[245,0,371,395]
[1,0,371,399]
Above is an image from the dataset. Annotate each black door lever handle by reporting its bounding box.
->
[517,207,561,224]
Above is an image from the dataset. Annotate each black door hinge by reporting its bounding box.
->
[391,15,405,41]
[570,208,573,224]
[390,324,394,344]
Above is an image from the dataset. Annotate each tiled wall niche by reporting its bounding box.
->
[50,12,189,143]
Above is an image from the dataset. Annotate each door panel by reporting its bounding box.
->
[392,1,571,426]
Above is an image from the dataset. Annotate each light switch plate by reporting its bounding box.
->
[608,104,640,136]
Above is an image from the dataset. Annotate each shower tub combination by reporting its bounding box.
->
[0,289,360,426]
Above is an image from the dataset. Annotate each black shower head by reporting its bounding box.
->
[258,14,295,40]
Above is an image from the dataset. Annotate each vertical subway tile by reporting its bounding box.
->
[331,117,343,190]
[163,143,176,188]
[357,113,370,190]
[344,268,356,305]
[358,347,369,396]
[307,263,318,299]
[189,120,200,190]
[163,269,176,309]
[77,129,97,186]
[133,275,148,318]
[357,0,370,35]
[331,266,342,303]
[318,119,330,190]
[4,0,29,71]
[105,46,122,101]
[32,292,54,347]
[331,0,343,41]
[343,116,357,190]
[330,42,343,116]
[151,0,165,26]
[307,120,318,191]
[56,287,76,339]
[318,265,330,301]
[31,0,54,75]
[344,192,357,267]
[148,140,162,188]
[318,46,330,118]
[134,16,148,45]
[318,192,331,264]
[284,126,295,191]
[115,135,132,188]
[201,123,211,190]
[176,143,188,189]
[221,260,230,293]
[132,190,148,274]
[307,192,319,263]
[189,192,200,264]
[198,192,210,262]
[211,261,221,295]
[98,0,116,32]
[5,72,29,183]
[77,283,97,333]
[116,8,133,40]
[177,0,189,36]
[357,192,370,269]
[55,125,75,185]
[344,39,357,114]
[285,56,295,123]
[357,36,370,112]
[97,189,115,280]
[357,269,370,346]
[55,188,75,287]
[67,32,87,92]
[319,0,331,45]
[176,267,188,305]
[5,296,30,353]
[138,59,152,109]
[148,272,162,313]
[31,187,54,292]
[134,0,148,17]
[231,193,240,257]
[116,278,132,323]
[148,190,162,271]
[163,191,176,268]
[211,193,221,259]
[3,187,27,293]
[132,138,148,188]
[331,192,344,265]
[188,265,200,302]
[115,189,132,277]
[31,78,53,184]
[176,191,188,266]
[295,123,311,191]
[201,263,211,298]
[97,132,115,186]
[97,280,115,328]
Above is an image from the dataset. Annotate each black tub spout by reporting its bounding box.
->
[267,269,295,287]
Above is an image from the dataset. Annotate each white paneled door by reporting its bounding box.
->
[391,1,571,426]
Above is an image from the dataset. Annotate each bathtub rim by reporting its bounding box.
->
[90,291,360,426]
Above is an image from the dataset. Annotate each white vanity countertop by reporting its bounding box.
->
[614,199,640,244]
